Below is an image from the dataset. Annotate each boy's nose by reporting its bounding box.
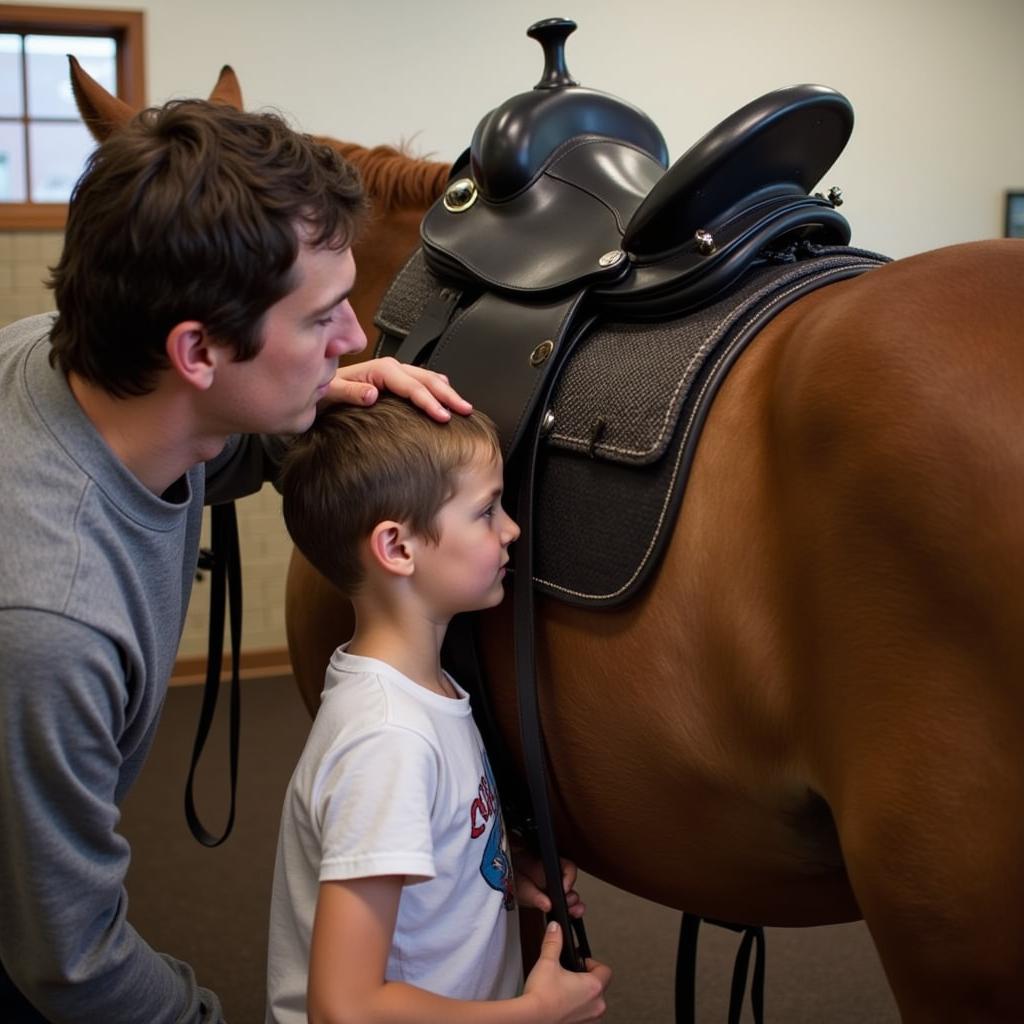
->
[503,513,521,544]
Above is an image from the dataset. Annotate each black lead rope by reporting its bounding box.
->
[676,914,766,1024]
[185,501,243,847]
[512,373,591,973]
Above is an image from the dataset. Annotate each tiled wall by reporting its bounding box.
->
[0,229,294,663]
[0,232,62,324]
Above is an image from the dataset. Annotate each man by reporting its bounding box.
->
[0,98,468,1022]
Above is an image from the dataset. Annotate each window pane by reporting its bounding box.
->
[0,35,24,117]
[29,121,95,201]
[0,121,27,201]
[27,35,116,119]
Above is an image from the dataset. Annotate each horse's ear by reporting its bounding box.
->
[209,65,243,110]
[68,54,135,142]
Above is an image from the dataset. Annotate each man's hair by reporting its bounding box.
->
[48,99,367,397]
[281,396,502,595]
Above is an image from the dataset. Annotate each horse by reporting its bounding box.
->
[286,83,1024,1024]
[72,57,1024,1022]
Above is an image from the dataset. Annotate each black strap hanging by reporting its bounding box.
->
[511,361,592,973]
[184,500,243,847]
[676,913,766,1024]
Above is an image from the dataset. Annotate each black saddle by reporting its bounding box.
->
[394,18,854,456]
[423,18,850,305]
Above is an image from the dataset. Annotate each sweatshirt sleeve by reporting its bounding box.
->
[0,609,224,1023]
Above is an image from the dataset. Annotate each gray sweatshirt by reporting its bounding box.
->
[0,314,285,1022]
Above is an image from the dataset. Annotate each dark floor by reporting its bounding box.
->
[120,676,899,1023]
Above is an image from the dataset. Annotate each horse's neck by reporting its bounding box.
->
[319,139,450,354]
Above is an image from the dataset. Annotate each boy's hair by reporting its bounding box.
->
[281,396,502,595]
[48,99,367,397]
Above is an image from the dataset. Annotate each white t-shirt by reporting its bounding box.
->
[266,648,522,1023]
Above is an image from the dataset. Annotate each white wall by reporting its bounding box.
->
[52,0,1024,259]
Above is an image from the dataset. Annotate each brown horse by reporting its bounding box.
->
[74,61,1024,1021]
[287,169,1024,1020]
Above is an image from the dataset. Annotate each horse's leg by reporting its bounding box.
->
[774,241,1024,1021]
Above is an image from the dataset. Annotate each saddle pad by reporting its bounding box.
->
[376,246,888,605]
[533,248,887,604]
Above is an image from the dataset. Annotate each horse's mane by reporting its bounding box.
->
[318,138,451,210]
[68,56,450,212]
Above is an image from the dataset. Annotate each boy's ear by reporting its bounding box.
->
[368,521,416,578]
[165,321,223,391]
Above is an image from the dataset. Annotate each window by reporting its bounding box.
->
[0,6,143,229]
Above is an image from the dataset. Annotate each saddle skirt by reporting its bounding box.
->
[376,243,888,605]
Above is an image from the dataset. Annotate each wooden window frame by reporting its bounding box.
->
[0,4,144,229]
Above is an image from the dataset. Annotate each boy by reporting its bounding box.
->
[270,397,611,1022]
[0,100,466,1022]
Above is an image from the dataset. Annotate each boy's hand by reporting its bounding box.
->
[324,357,473,422]
[523,921,611,1022]
[514,853,586,919]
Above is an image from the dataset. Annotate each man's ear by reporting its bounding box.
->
[165,321,224,391]
[368,521,416,578]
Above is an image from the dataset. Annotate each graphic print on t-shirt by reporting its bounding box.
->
[469,751,515,910]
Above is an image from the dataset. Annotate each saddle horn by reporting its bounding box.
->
[469,18,669,201]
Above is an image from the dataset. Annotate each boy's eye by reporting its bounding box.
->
[482,504,495,519]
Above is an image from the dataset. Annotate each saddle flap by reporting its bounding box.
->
[622,84,854,258]
[421,138,664,295]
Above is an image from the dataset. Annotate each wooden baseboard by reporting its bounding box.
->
[170,646,292,686]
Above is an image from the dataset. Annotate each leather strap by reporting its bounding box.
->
[512,317,594,971]
[676,914,766,1024]
[427,289,587,458]
[185,501,243,847]
[393,288,461,366]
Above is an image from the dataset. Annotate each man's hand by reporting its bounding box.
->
[324,357,472,422]
[514,852,586,919]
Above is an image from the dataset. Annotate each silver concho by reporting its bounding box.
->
[530,340,555,367]
[443,178,479,213]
